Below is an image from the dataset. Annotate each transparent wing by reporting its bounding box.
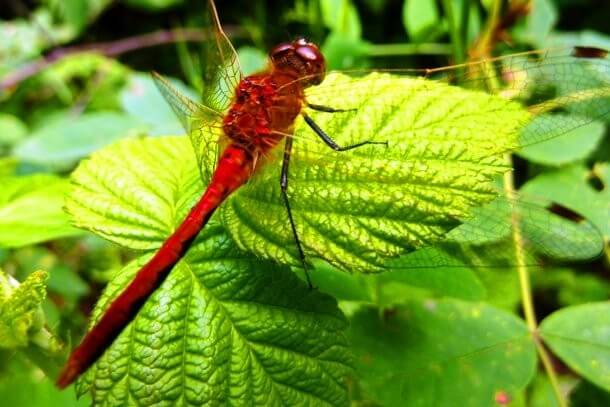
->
[231,46,607,271]
[151,71,224,183]
[201,0,242,112]
[302,47,610,154]
[387,191,604,271]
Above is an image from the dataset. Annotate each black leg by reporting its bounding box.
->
[302,112,388,151]
[306,102,355,113]
[280,136,314,289]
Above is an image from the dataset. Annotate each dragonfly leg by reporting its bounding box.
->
[306,102,356,113]
[302,112,388,151]
[280,135,314,289]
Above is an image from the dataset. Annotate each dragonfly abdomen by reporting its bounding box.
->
[56,145,254,388]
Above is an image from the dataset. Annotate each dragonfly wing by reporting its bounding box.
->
[151,71,224,183]
[390,191,604,269]
[303,47,610,151]
[201,0,242,113]
[229,47,607,272]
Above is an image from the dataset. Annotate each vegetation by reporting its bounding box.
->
[1,0,609,406]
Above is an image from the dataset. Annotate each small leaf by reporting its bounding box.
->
[14,112,145,170]
[540,302,610,391]
[403,0,441,42]
[0,174,81,248]
[320,0,362,40]
[525,0,558,45]
[0,113,27,153]
[0,270,48,348]
[518,114,605,166]
[348,299,537,406]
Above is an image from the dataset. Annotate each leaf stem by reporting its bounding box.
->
[503,157,566,407]
[441,0,465,64]
[364,43,453,57]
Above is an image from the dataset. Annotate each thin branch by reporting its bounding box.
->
[0,26,243,91]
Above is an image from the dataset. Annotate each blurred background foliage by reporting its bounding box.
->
[0,0,609,406]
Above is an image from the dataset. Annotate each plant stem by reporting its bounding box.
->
[503,158,566,407]
[0,27,244,91]
[365,43,452,57]
[441,0,465,64]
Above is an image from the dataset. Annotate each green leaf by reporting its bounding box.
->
[320,0,362,40]
[521,165,609,237]
[123,0,184,11]
[540,303,610,391]
[66,137,202,250]
[0,270,48,348]
[220,72,529,272]
[0,356,90,407]
[379,257,486,301]
[518,114,605,166]
[525,0,558,45]
[0,174,81,248]
[14,112,145,171]
[0,113,27,153]
[120,73,192,136]
[403,0,442,42]
[348,299,537,406]
[67,137,351,405]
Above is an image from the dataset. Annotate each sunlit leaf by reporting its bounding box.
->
[67,137,351,405]
[222,72,528,272]
[0,174,80,248]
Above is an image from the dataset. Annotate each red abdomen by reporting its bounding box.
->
[223,72,304,153]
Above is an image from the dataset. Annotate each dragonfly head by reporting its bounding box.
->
[270,38,326,87]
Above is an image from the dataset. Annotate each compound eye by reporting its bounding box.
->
[270,43,293,58]
[296,46,319,61]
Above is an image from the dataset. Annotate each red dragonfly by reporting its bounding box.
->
[57,0,608,388]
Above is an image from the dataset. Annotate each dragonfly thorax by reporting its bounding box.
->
[223,72,304,154]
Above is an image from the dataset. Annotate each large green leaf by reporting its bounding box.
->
[0,174,81,247]
[220,72,528,272]
[348,300,537,406]
[540,302,610,391]
[14,112,145,171]
[68,136,351,405]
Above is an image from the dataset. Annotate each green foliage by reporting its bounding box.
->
[14,112,145,171]
[540,303,610,392]
[0,269,48,348]
[348,300,536,406]
[1,0,609,405]
[68,137,351,405]
[0,174,80,247]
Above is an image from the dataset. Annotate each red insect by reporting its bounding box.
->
[56,1,608,388]
[56,1,384,388]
